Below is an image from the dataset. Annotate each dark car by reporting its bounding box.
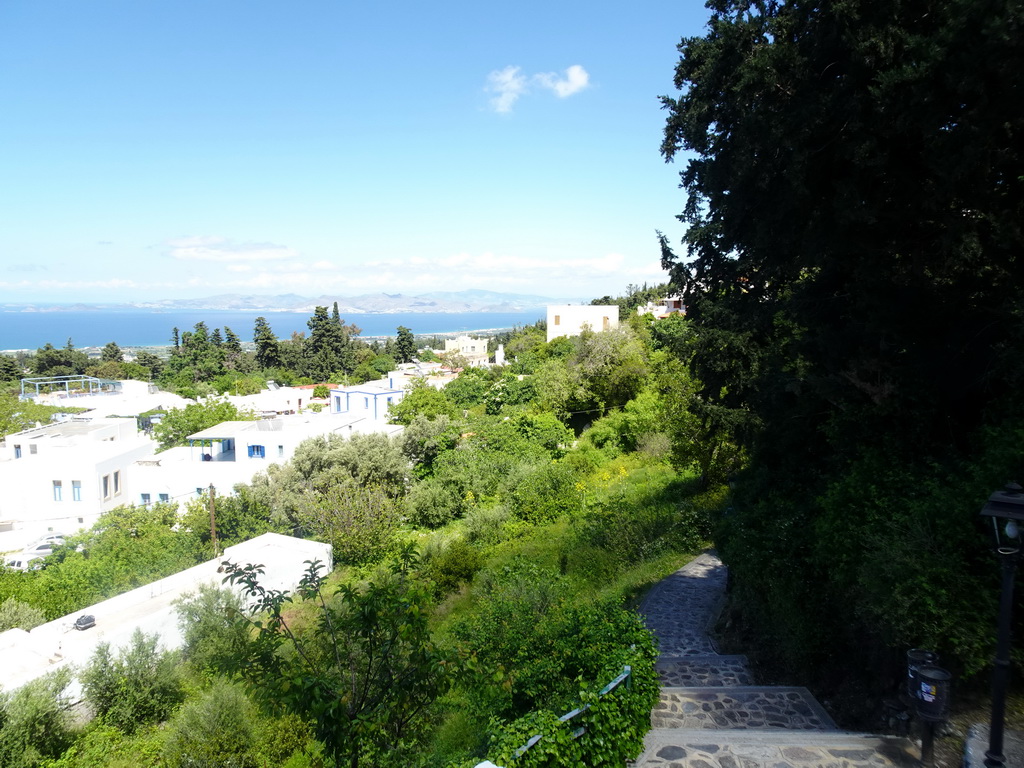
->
[74,614,96,631]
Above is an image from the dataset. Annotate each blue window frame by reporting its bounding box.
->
[248,444,265,458]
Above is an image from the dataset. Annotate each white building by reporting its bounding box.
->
[443,335,490,367]
[546,305,619,342]
[330,381,406,421]
[0,532,332,693]
[637,294,686,318]
[28,379,192,419]
[0,418,158,549]
[223,384,315,417]
[130,412,403,507]
[0,382,407,553]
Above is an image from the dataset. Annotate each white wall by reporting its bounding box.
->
[0,533,332,693]
[546,305,619,342]
[0,419,158,546]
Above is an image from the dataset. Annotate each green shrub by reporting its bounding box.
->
[81,630,185,733]
[163,680,257,767]
[462,505,514,546]
[452,560,657,719]
[44,724,166,768]
[174,584,251,677]
[506,459,584,524]
[483,643,659,768]
[0,597,45,631]
[422,537,483,597]
[0,670,73,768]
[407,477,468,528]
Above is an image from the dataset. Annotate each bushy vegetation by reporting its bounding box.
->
[1,293,724,766]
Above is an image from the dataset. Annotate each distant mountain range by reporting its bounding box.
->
[5,290,591,314]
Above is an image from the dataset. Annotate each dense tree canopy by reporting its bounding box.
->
[659,0,1024,694]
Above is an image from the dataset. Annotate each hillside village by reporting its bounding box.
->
[0,305,618,562]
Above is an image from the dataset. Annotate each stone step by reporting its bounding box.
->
[632,728,919,768]
[652,687,837,731]
[656,655,754,687]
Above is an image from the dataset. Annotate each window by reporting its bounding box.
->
[159,493,169,503]
[141,493,151,506]
[113,471,120,495]
[29,444,37,455]
[602,316,610,330]
[77,517,84,524]
[278,445,285,458]
[53,481,62,502]
[13,445,21,459]
[248,445,265,458]
[102,475,110,500]
[554,315,561,325]
[72,481,81,501]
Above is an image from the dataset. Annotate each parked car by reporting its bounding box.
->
[74,614,96,631]
[4,555,44,572]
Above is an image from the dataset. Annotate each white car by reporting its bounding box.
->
[24,534,65,556]
[4,554,44,572]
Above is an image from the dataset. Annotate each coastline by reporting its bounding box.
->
[0,310,543,352]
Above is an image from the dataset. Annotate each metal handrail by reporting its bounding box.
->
[510,664,632,761]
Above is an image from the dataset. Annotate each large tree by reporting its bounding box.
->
[395,325,416,363]
[660,0,1024,693]
[253,316,282,370]
[305,306,362,380]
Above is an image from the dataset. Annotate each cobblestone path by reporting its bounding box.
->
[631,551,918,768]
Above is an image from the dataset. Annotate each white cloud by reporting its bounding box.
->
[486,66,528,114]
[166,236,297,263]
[534,65,590,98]
[486,64,590,113]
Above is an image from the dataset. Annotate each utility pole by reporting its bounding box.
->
[208,483,218,558]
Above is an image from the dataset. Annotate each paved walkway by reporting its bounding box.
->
[631,551,919,768]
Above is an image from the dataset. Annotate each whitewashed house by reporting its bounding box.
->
[546,305,619,342]
[0,418,158,547]
[129,413,402,506]
[443,335,490,367]
[329,382,406,421]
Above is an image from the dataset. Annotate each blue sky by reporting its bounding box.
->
[0,1,710,304]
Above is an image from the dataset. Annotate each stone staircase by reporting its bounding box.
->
[631,552,920,768]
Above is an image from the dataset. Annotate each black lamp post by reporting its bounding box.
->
[979,482,1024,768]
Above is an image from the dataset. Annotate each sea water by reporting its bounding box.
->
[0,309,544,350]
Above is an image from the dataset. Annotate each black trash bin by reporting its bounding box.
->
[906,648,939,698]
[916,666,952,722]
